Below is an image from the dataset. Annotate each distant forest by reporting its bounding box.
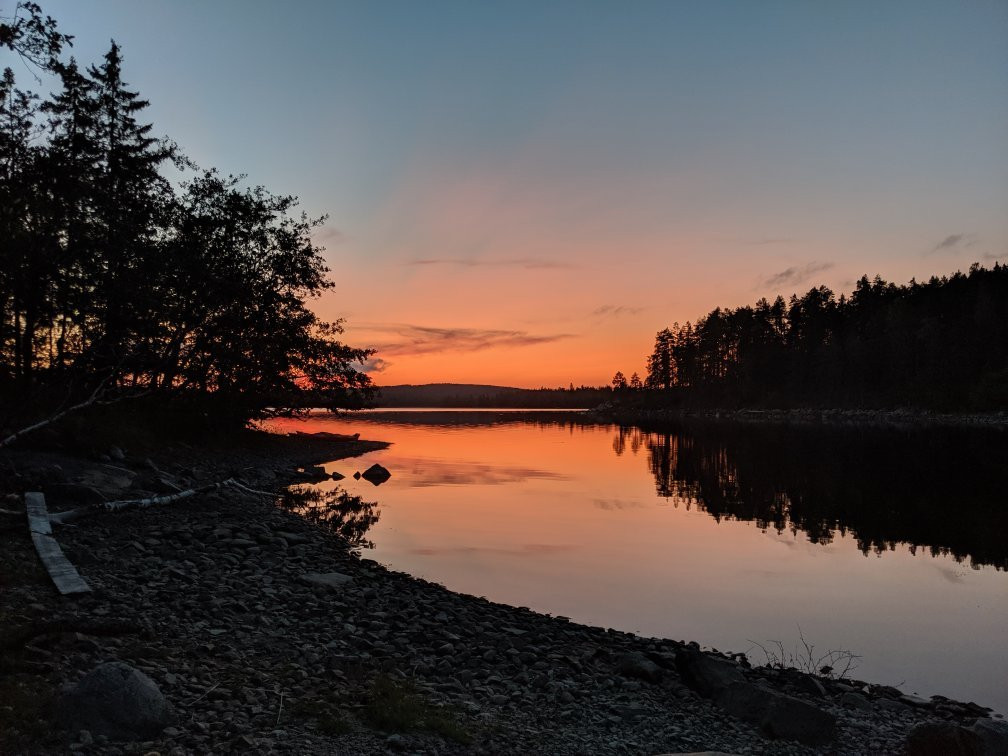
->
[374,383,611,408]
[0,5,372,429]
[634,265,1007,411]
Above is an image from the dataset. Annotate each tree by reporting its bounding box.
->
[611,371,628,390]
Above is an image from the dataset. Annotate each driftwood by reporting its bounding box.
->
[1,378,109,449]
[48,477,278,526]
[25,492,91,595]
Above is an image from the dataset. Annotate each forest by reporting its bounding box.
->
[0,4,373,432]
[639,265,1008,410]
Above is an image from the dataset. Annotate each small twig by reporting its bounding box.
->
[186,682,220,706]
[276,691,284,727]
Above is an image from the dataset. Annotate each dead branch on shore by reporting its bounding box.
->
[0,377,110,449]
[47,477,280,526]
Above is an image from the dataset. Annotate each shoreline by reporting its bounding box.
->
[588,405,1008,430]
[2,431,1005,754]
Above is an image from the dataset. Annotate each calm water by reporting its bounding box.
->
[266,411,1008,714]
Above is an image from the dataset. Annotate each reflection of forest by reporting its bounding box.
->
[612,423,1008,570]
[279,486,380,550]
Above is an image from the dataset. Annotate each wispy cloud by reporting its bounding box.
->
[314,226,345,244]
[761,261,834,289]
[591,304,646,318]
[358,323,573,356]
[361,356,390,373]
[745,237,797,246]
[406,257,575,270]
[928,233,978,255]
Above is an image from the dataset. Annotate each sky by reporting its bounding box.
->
[12,1,1008,387]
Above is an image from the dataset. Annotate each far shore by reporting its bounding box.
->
[2,428,1005,754]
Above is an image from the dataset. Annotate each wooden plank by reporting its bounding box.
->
[30,532,91,595]
[25,492,91,595]
[25,491,52,534]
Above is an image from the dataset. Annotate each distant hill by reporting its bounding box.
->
[371,383,609,408]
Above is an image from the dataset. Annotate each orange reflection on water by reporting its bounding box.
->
[265,412,1008,714]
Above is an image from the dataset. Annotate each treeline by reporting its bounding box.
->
[0,4,372,429]
[640,265,1008,410]
[374,383,611,408]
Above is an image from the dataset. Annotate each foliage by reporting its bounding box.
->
[0,5,373,427]
[642,267,1008,410]
[362,675,472,744]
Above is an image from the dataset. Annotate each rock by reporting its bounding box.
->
[109,445,126,461]
[970,719,1008,755]
[360,463,391,485]
[299,572,353,589]
[59,661,173,740]
[46,482,106,506]
[616,652,663,683]
[716,682,836,747]
[841,691,873,711]
[297,465,329,481]
[330,471,345,481]
[676,648,744,697]
[905,722,984,755]
[353,471,361,479]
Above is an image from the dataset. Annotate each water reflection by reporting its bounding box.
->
[624,422,1008,570]
[279,485,380,550]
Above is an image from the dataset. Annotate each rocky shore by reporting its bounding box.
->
[2,430,1006,755]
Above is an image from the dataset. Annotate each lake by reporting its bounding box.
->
[265,410,1008,715]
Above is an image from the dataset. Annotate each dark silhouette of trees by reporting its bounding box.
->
[642,267,1008,410]
[631,420,1008,570]
[0,7,372,429]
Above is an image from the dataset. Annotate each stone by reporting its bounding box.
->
[299,572,353,589]
[905,722,984,755]
[841,691,873,711]
[45,482,106,506]
[109,445,126,461]
[59,661,173,740]
[616,652,663,683]
[360,463,391,485]
[676,648,744,697]
[970,718,1008,755]
[716,682,836,747]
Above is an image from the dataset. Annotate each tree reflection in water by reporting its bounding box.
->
[279,485,380,550]
[613,422,1008,570]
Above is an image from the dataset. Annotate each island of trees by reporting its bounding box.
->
[623,265,1007,411]
[1,3,373,438]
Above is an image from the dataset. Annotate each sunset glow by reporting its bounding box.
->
[38,0,1008,387]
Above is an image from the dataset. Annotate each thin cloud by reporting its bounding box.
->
[406,257,575,270]
[314,226,345,244]
[591,304,646,318]
[362,356,390,373]
[762,261,834,289]
[746,237,797,246]
[359,322,573,356]
[928,233,978,255]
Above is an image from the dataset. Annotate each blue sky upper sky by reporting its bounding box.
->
[14,0,1008,386]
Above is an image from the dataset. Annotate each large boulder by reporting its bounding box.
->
[616,652,663,683]
[675,648,745,698]
[59,661,172,740]
[971,718,1008,755]
[716,682,836,747]
[905,722,984,755]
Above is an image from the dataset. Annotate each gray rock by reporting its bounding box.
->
[299,572,354,589]
[59,661,173,740]
[45,482,106,506]
[109,445,126,461]
[676,648,744,697]
[970,719,1008,755]
[361,463,391,485]
[841,691,873,711]
[616,652,663,683]
[716,682,836,747]
[905,722,984,755]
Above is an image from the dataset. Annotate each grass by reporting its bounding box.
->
[362,675,473,744]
